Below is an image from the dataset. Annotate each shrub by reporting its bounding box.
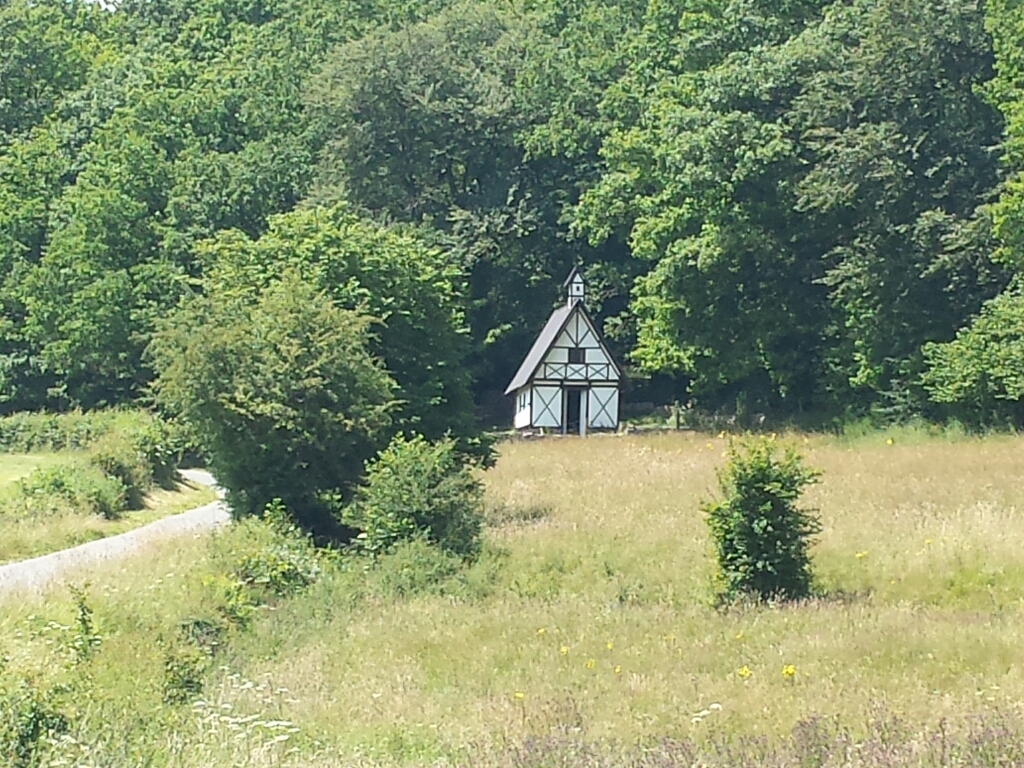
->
[233,539,322,599]
[149,271,395,541]
[116,415,187,489]
[703,437,821,601]
[0,410,115,453]
[226,502,323,599]
[17,461,126,520]
[177,618,225,658]
[162,648,207,705]
[344,433,485,559]
[87,433,153,509]
[0,409,188,493]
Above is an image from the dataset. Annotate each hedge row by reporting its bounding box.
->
[0,410,194,520]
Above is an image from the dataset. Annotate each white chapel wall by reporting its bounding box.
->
[513,387,532,429]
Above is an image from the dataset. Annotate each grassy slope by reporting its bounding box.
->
[0,453,57,487]
[2,429,1024,765]
[0,453,217,563]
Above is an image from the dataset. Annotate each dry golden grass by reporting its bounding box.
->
[2,429,1024,765]
[232,430,1024,755]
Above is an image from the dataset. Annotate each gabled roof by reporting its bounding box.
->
[563,266,582,287]
[504,301,622,395]
[504,304,574,395]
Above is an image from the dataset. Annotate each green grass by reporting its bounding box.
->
[0,452,58,489]
[3,432,1024,765]
[0,463,217,564]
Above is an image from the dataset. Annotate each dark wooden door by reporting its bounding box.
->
[564,387,582,435]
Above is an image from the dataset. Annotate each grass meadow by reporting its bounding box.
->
[2,428,1024,766]
[0,453,57,488]
[0,453,216,564]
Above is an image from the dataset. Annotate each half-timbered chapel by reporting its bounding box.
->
[505,268,622,435]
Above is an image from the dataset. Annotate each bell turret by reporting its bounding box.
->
[565,266,585,307]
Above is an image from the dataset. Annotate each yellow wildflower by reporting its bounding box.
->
[614,665,622,674]
[514,692,525,700]
[737,665,752,679]
[537,628,546,635]
[886,437,894,445]
[606,641,614,651]
[559,645,569,656]
[585,659,596,669]
[855,551,868,559]
[782,664,796,679]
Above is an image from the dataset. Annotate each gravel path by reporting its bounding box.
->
[0,469,229,597]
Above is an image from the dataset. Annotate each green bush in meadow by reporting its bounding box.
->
[704,437,821,601]
[344,433,484,559]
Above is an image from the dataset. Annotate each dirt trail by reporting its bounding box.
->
[0,469,229,597]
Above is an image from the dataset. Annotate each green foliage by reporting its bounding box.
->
[231,502,323,598]
[202,501,326,626]
[987,0,1024,272]
[360,538,465,599]
[16,460,126,520]
[0,0,368,411]
[162,648,207,706]
[149,270,395,539]
[922,281,1024,423]
[0,409,186,519]
[575,0,1006,415]
[192,205,478,451]
[87,432,153,510]
[1,0,1024,429]
[177,618,225,659]
[308,2,527,226]
[307,2,634,401]
[0,677,70,768]
[0,410,187,484]
[918,0,1024,425]
[0,586,100,767]
[703,438,822,601]
[0,409,132,453]
[344,433,484,559]
[68,586,102,664]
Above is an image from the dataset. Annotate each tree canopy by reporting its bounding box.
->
[1,0,1023,426]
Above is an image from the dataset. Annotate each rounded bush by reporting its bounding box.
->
[703,437,821,601]
[344,433,484,559]
[87,433,153,510]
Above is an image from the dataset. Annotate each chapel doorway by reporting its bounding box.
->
[564,387,584,435]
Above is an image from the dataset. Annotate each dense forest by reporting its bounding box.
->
[1,0,1023,428]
